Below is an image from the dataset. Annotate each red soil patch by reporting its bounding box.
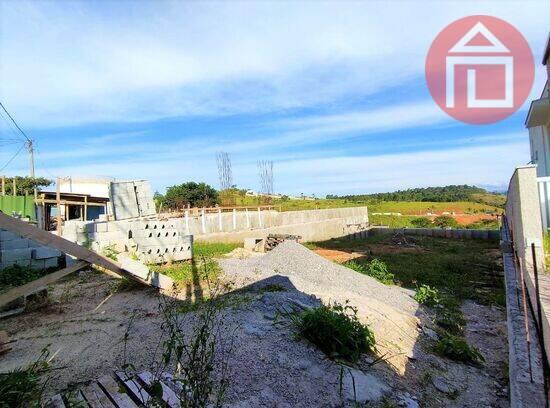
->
[313,249,362,263]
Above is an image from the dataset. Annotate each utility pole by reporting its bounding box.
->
[0,102,35,178]
[26,140,35,178]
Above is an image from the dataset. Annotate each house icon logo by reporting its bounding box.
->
[426,16,534,125]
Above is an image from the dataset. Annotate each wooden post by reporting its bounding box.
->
[245,208,250,228]
[218,208,223,231]
[1,176,4,195]
[232,208,237,230]
[84,196,88,221]
[56,177,61,236]
[12,177,16,196]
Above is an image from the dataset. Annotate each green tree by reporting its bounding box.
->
[164,182,219,209]
[2,176,52,195]
[411,217,432,228]
[433,215,459,228]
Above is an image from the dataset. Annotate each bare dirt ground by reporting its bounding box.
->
[0,242,509,407]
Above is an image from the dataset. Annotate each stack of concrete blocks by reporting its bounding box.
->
[63,218,193,264]
[0,229,62,270]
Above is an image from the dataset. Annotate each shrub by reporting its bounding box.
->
[411,217,432,228]
[436,309,466,335]
[414,284,440,307]
[433,215,459,228]
[434,333,484,365]
[0,348,51,407]
[344,259,395,285]
[287,301,375,362]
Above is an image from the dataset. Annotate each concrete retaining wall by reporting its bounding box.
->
[365,227,500,241]
[505,165,550,369]
[0,229,61,270]
[63,206,369,246]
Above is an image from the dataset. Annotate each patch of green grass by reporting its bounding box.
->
[434,333,484,365]
[0,347,51,407]
[344,259,395,285]
[0,265,56,292]
[150,258,220,285]
[414,285,441,307]
[193,242,241,258]
[282,301,375,363]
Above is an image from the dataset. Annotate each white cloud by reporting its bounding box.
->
[0,1,548,127]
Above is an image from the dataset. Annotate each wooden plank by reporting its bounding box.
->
[97,374,138,408]
[115,371,151,406]
[81,382,116,408]
[0,261,88,309]
[45,394,66,408]
[138,371,181,408]
[0,211,143,283]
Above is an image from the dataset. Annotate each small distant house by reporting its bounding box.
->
[526,33,550,176]
[35,177,156,230]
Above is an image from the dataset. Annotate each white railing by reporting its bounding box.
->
[537,176,550,230]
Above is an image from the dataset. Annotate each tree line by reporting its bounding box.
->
[327,185,497,203]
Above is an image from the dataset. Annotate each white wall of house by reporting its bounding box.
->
[59,177,113,198]
[529,124,550,177]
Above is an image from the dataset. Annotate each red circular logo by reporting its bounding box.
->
[426,15,534,125]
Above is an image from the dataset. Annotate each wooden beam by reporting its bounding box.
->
[56,177,61,236]
[0,261,89,308]
[12,177,16,197]
[0,211,145,284]
[38,198,106,207]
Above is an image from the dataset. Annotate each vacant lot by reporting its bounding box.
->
[307,234,504,306]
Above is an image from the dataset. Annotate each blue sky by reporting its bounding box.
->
[0,1,549,196]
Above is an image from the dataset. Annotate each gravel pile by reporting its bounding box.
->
[220,240,418,315]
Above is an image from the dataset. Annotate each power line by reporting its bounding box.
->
[0,101,31,142]
[0,143,25,173]
[0,101,35,177]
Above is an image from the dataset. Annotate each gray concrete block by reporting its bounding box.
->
[31,259,45,269]
[44,258,59,268]
[1,238,30,250]
[0,230,18,241]
[1,248,33,263]
[27,240,42,248]
[32,247,62,260]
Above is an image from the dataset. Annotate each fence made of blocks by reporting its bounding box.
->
[0,229,61,270]
[63,219,193,264]
[363,227,500,241]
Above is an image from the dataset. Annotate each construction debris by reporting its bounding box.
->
[265,234,302,251]
[390,232,418,248]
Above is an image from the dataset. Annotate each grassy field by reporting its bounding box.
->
[150,241,241,285]
[233,195,501,214]
[368,214,500,229]
[307,234,505,306]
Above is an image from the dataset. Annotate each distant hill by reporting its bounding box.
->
[327,185,506,207]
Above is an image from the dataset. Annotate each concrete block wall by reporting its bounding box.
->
[366,227,500,241]
[0,229,61,270]
[63,206,370,248]
[63,219,193,264]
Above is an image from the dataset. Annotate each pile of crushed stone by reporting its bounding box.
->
[220,241,426,370]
